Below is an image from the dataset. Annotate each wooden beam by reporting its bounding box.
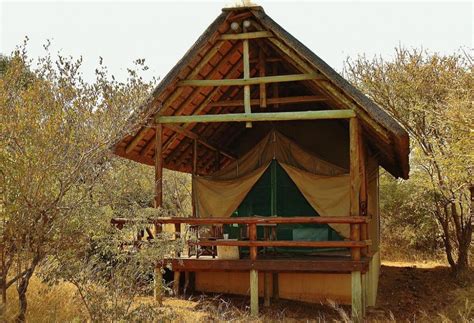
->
[154,124,163,208]
[160,52,248,154]
[188,240,370,248]
[160,41,226,113]
[208,95,326,107]
[265,33,392,143]
[163,124,236,160]
[125,127,150,154]
[113,215,370,226]
[220,31,272,40]
[172,42,242,116]
[166,258,370,273]
[157,109,355,124]
[259,49,267,108]
[177,73,324,87]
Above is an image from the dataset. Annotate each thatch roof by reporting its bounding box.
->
[113,6,409,179]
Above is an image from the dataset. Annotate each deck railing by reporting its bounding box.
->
[112,216,370,261]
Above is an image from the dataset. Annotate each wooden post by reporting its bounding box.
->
[264,273,271,307]
[272,273,279,300]
[249,222,258,315]
[250,269,259,316]
[154,124,163,305]
[249,223,257,260]
[154,124,163,208]
[192,139,198,218]
[259,49,267,108]
[173,271,181,297]
[349,118,361,261]
[243,38,252,128]
[273,64,279,108]
[359,132,369,257]
[350,117,365,321]
[352,271,362,322]
[154,266,163,305]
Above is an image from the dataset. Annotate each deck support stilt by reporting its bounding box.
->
[272,273,279,300]
[154,267,163,305]
[184,271,190,295]
[173,271,181,297]
[351,271,362,322]
[250,269,259,316]
[264,272,271,307]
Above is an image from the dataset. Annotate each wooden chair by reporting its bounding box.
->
[196,224,223,258]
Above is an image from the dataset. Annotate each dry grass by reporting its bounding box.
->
[1,260,472,322]
[3,276,85,322]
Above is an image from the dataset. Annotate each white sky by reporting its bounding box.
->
[1,1,472,83]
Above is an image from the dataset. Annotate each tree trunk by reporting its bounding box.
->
[15,259,38,323]
[16,278,28,323]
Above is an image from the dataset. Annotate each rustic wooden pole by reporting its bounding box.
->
[250,269,259,316]
[351,271,362,322]
[272,273,279,300]
[349,118,361,261]
[249,223,258,315]
[154,266,163,305]
[350,117,364,321]
[273,64,279,108]
[359,131,369,257]
[173,271,181,297]
[154,124,163,304]
[264,273,271,307]
[259,49,267,108]
[243,38,252,128]
[156,109,355,124]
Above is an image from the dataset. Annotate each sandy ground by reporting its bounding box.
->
[161,260,473,322]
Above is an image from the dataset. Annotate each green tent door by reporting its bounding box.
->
[226,160,343,254]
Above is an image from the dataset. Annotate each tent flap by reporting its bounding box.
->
[192,130,351,238]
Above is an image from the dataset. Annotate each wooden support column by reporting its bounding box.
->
[349,118,361,261]
[249,223,258,315]
[264,273,271,307]
[154,266,163,305]
[359,134,369,256]
[154,124,163,305]
[154,124,163,208]
[272,64,279,108]
[272,273,279,300]
[243,39,252,128]
[350,117,364,321]
[173,271,181,297]
[351,271,362,322]
[259,49,267,108]
[192,139,197,218]
[250,269,259,316]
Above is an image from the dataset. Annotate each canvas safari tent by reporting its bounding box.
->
[112,5,409,320]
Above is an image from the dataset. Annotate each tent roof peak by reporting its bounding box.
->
[112,5,409,179]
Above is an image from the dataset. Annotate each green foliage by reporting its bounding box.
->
[346,47,473,269]
[0,39,191,320]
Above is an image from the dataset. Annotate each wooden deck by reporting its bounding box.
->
[164,254,370,273]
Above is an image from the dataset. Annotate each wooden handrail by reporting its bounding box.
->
[190,240,371,248]
[111,216,368,226]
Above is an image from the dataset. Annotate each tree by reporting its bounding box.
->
[0,40,156,320]
[345,47,473,273]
